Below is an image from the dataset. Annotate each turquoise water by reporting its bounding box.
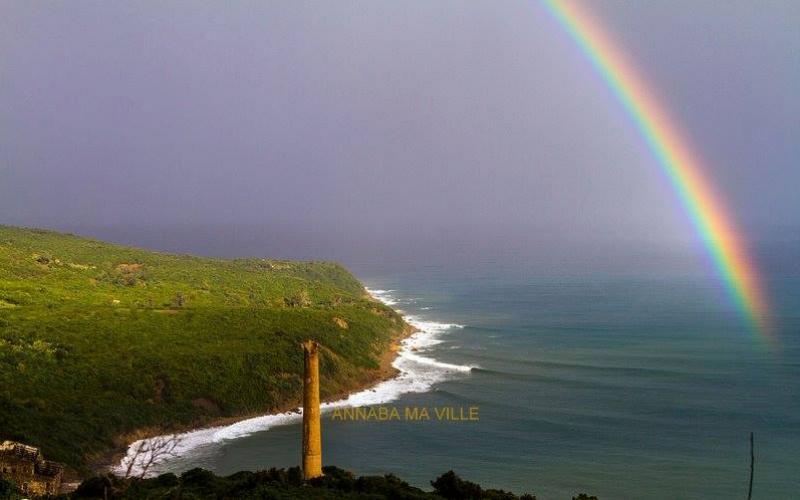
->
[156,264,800,499]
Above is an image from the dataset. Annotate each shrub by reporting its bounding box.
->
[0,478,21,500]
[431,471,483,499]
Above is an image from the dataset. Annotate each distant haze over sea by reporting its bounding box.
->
[24,221,800,288]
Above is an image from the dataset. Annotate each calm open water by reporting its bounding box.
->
[155,263,800,499]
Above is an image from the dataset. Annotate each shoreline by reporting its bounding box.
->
[97,307,416,476]
[106,287,472,478]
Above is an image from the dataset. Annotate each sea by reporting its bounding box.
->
[121,262,800,499]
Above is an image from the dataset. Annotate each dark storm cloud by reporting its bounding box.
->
[1,1,797,265]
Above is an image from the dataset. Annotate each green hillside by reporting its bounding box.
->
[0,226,405,471]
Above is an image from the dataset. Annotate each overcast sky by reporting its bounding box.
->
[1,1,797,268]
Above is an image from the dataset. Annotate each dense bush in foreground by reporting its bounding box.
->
[63,467,596,499]
[0,226,405,471]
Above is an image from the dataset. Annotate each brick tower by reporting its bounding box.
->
[301,340,323,479]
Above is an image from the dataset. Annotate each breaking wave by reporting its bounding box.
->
[115,287,473,476]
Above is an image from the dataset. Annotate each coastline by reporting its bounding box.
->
[97,318,415,476]
[108,287,472,477]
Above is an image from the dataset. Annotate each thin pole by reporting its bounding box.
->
[747,432,754,500]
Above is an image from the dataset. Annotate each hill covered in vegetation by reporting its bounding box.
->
[0,226,406,471]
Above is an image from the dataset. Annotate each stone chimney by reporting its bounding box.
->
[301,340,323,479]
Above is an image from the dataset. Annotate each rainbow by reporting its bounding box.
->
[541,0,772,340]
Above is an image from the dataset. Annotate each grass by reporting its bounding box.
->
[0,226,405,472]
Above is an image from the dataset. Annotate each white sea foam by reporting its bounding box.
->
[367,288,398,305]
[115,286,473,476]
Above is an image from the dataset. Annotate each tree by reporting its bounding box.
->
[431,471,482,499]
[120,434,182,479]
